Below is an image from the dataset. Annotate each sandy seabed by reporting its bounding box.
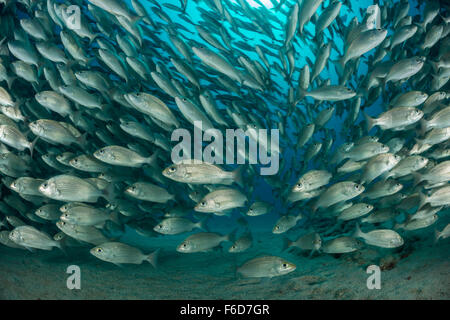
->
[0,231,449,300]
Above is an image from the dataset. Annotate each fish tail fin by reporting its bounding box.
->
[102,182,118,203]
[363,111,376,132]
[297,87,307,100]
[353,222,363,238]
[419,118,429,135]
[434,228,441,245]
[145,149,160,168]
[232,166,244,188]
[29,136,39,159]
[5,76,16,90]
[77,132,88,149]
[145,248,160,268]
[281,236,292,251]
[412,172,423,187]
[196,217,209,231]
[70,110,82,126]
[335,56,345,77]
[418,192,428,210]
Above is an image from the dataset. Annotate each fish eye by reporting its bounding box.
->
[157,225,162,229]
[60,221,66,226]
[42,183,48,188]
[275,226,280,230]
[73,159,78,163]
[182,243,187,247]
[96,248,103,253]
[296,183,302,188]
[182,98,187,102]
[200,201,207,206]
[169,166,177,173]
[282,263,287,268]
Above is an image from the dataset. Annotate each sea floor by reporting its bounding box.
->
[0,230,449,300]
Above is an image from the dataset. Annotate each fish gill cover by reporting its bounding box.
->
[0,0,449,300]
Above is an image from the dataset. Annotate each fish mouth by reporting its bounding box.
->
[176,246,187,253]
[161,169,170,177]
[193,205,205,212]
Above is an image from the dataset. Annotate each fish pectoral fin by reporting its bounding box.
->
[24,246,36,253]
[113,262,125,268]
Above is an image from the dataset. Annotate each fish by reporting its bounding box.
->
[361,153,401,184]
[272,213,303,234]
[162,161,242,187]
[364,107,424,131]
[153,217,206,235]
[93,146,159,168]
[354,223,404,248]
[229,230,253,253]
[177,230,235,253]
[194,188,247,214]
[314,181,365,211]
[292,170,332,193]
[322,237,363,254]
[395,214,438,231]
[56,220,109,245]
[435,224,450,242]
[125,182,174,203]
[237,256,296,278]
[9,225,62,251]
[0,125,37,156]
[39,175,114,203]
[338,203,374,221]
[303,85,357,101]
[90,242,159,267]
[283,232,322,252]
[338,28,387,71]
[419,185,450,209]
[60,205,118,227]
[246,201,272,216]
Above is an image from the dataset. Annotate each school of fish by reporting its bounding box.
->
[0,0,449,279]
